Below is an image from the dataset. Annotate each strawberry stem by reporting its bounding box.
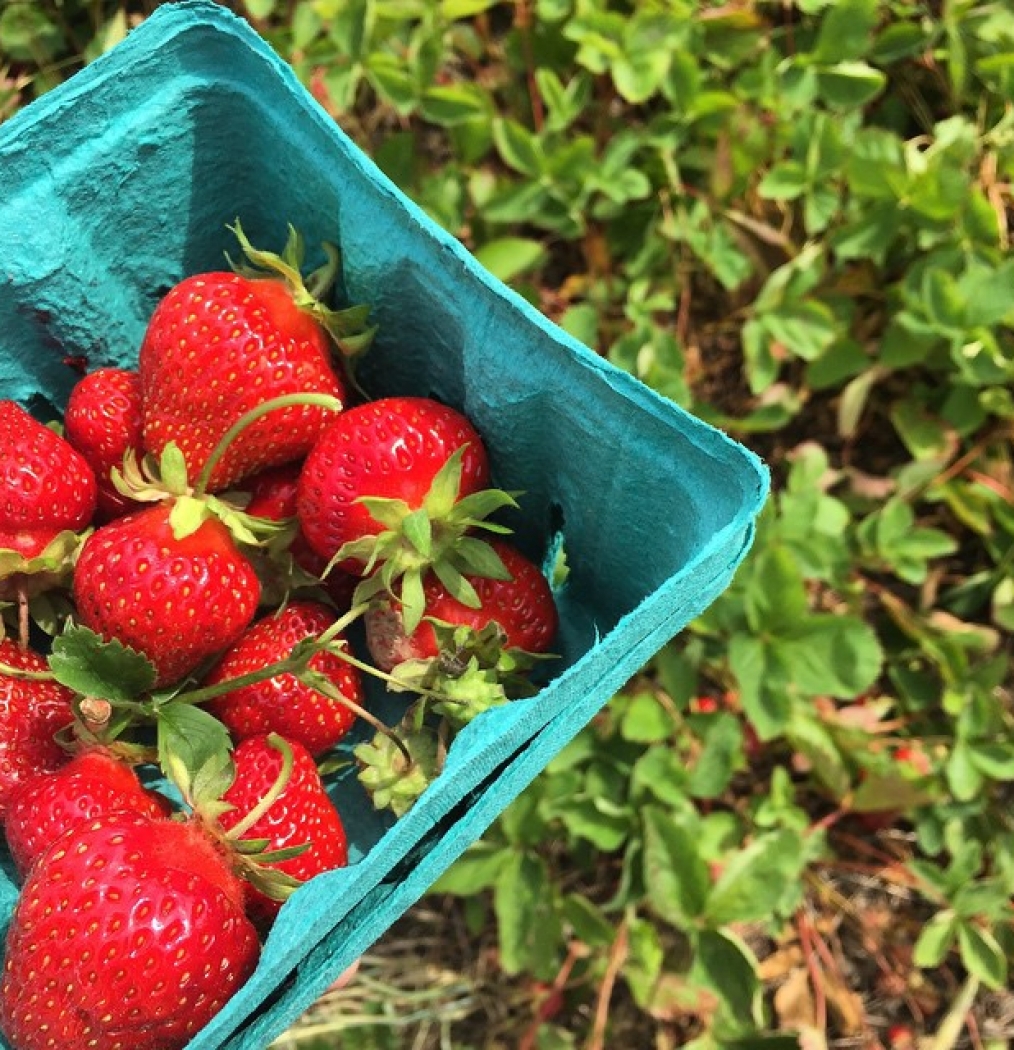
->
[193,392,343,498]
[223,732,295,841]
[299,670,415,768]
[168,601,371,708]
[0,660,54,681]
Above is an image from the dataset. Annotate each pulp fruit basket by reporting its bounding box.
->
[0,2,769,1047]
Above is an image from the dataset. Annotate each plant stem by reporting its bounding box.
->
[225,733,296,840]
[194,392,343,496]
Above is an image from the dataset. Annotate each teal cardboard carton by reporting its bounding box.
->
[0,4,768,1046]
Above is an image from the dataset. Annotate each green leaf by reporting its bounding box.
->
[49,625,157,702]
[620,691,676,743]
[156,702,234,799]
[420,83,491,126]
[474,237,548,282]
[743,545,808,635]
[957,922,1007,990]
[492,118,544,177]
[813,0,879,62]
[762,299,839,361]
[688,712,743,800]
[913,910,957,968]
[757,161,809,200]
[705,829,808,925]
[642,806,711,925]
[0,4,63,62]
[559,799,632,851]
[778,615,883,698]
[691,929,763,1030]
[816,61,887,108]
[440,0,499,17]
[493,852,561,979]
[729,635,792,739]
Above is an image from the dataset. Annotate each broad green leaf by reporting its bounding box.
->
[705,829,807,925]
[559,799,631,851]
[816,61,887,108]
[492,118,544,177]
[758,161,808,200]
[621,691,676,743]
[440,0,499,17]
[785,711,849,799]
[642,806,711,925]
[779,615,884,698]
[561,894,615,949]
[691,929,763,1030]
[243,0,277,17]
[729,635,793,739]
[156,702,234,797]
[762,299,839,361]
[0,4,63,62]
[813,0,879,62]
[688,712,743,799]
[560,303,599,347]
[493,852,561,979]
[913,910,957,968]
[957,922,1008,990]
[743,545,808,635]
[49,625,157,702]
[420,83,491,126]
[946,739,985,802]
[474,237,548,282]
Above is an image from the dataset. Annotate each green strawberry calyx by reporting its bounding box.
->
[336,446,520,635]
[355,713,442,818]
[227,219,377,360]
[0,529,88,646]
[386,619,552,726]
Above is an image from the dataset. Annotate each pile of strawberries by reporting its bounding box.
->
[0,223,558,1049]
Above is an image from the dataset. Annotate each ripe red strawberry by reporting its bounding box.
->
[0,811,260,1050]
[0,400,97,542]
[217,734,348,926]
[3,748,173,877]
[296,396,492,568]
[139,224,372,492]
[365,538,558,672]
[72,502,261,687]
[203,600,364,757]
[64,367,144,521]
[0,638,75,814]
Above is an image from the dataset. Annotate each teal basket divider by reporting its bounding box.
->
[0,3,769,1046]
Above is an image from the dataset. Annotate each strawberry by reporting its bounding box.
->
[296,395,518,631]
[0,400,97,537]
[139,223,373,492]
[216,734,348,926]
[203,600,364,757]
[3,748,173,877]
[0,811,260,1050]
[0,638,75,814]
[63,366,144,521]
[365,538,558,672]
[297,396,490,566]
[72,501,261,687]
[0,401,97,622]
